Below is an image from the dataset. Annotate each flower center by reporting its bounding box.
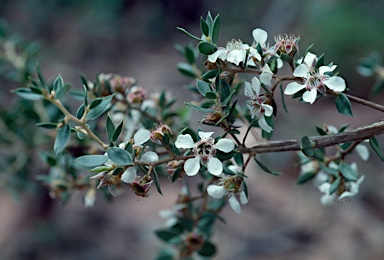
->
[226,39,243,50]
[196,141,213,157]
[305,71,322,90]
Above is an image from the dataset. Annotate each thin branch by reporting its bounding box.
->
[239,120,384,154]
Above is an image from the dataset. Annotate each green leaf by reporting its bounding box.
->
[53,75,64,92]
[206,91,217,99]
[83,84,88,106]
[112,167,124,176]
[315,53,324,68]
[107,147,134,166]
[200,17,209,37]
[106,114,115,143]
[371,78,384,96]
[171,167,182,183]
[279,83,289,113]
[176,27,201,41]
[280,53,291,63]
[315,126,327,135]
[184,45,196,64]
[198,241,216,257]
[300,136,314,157]
[329,177,341,195]
[211,14,220,44]
[369,136,384,161]
[201,69,219,80]
[268,56,278,74]
[54,124,71,155]
[197,41,217,55]
[36,64,49,91]
[234,153,244,167]
[76,103,85,119]
[296,171,316,184]
[177,62,196,78]
[86,94,114,120]
[12,88,42,100]
[36,122,58,129]
[196,79,211,97]
[75,155,109,167]
[153,167,163,196]
[254,156,281,175]
[112,120,123,143]
[220,80,231,103]
[55,83,71,100]
[185,102,216,113]
[335,93,354,117]
[79,71,89,90]
[30,85,43,95]
[155,229,180,242]
[339,162,358,181]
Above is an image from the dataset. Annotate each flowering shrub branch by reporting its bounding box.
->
[4,12,384,258]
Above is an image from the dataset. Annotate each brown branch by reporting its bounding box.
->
[239,120,384,154]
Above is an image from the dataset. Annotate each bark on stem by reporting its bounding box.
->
[239,120,384,154]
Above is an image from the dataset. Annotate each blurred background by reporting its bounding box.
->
[1,0,384,259]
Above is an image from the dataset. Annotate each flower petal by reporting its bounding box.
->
[208,48,226,63]
[227,49,246,66]
[293,64,310,77]
[251,77,261,95]
[262,104,273,117]
[260,65,273,86]
[207,185,226,199]
[134,129,151,145]
[302,89,318,104]
[321,193,336,206]
[228,195,241,214]
[207,157,223,176]
[175,134,195,149]
[248,47,261,61]
[239,191,248,204]
[244,82,254,98]
[284,82,305,95]
[198,131,214,140]
[324,76,346,92]
[141,151,159,163]
[318,65,334,75]
[355,144,369,161]
[303,52,317,69]
[184,157,200,176]
[121,167,137,183]
[252,28,268,46]
[215,138,235,153]
[258,115,273,133]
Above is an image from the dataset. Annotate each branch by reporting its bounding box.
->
[239,120,384,154]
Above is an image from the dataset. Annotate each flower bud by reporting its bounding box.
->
[126,86,146,105]
[223,176,242,193]
[273,33,300,57]
[130,175,153,197]
[150,124,173,145]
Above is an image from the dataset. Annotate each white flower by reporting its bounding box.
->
[339,175,365,200]
[252,28,283,69]
[284,64,346,104]
[298,51,318,70]
[121,167,137,184]
[355,143,370,161]
[244,76,273,133]
[207,173,248,214]
[159,204,186,227]
[175,131,234,176]
[208,39,261,66]
[133,129,150,146]
[318,182,337,206]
